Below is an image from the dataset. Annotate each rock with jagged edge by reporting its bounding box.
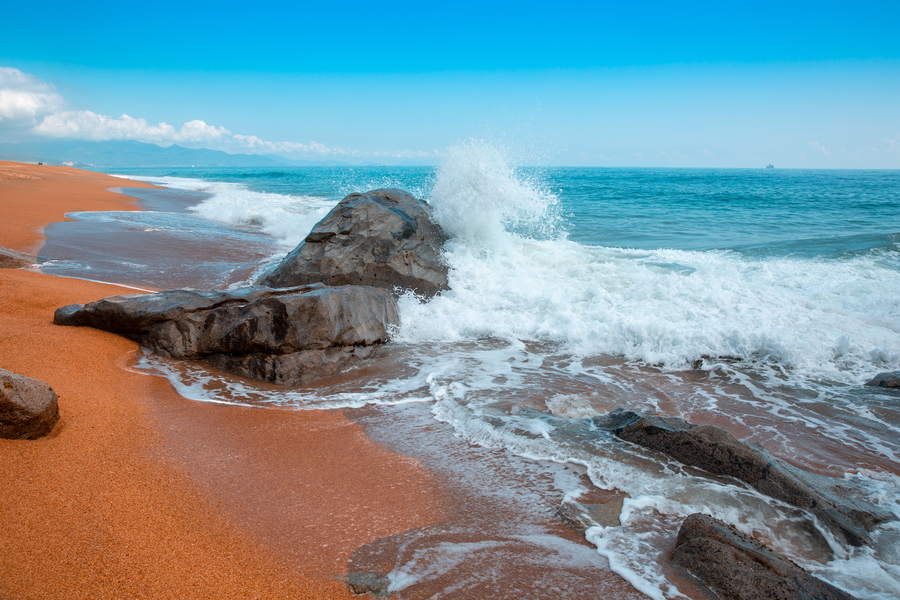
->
[258,188,448,298]
[55,283,398,386]
[672,513,857,600]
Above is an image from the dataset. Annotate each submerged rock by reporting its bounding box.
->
[671,513,857,600]
[556,499,624,533]
[594,409,891,547]
[864,371,900,389]
[258,188,449,298]
[0,246,38,269]
[55,283,399,386]
[340,572,391,597]
[0,368,59,439]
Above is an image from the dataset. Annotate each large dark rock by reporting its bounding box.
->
[55,283,399,386]
[0,246,38,269]
[671,513,857,600]
[594,409,891,547]
[258,189,449,298]
[864,371,900,389]
[0,368,60,439]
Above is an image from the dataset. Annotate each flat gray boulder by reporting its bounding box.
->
[0,246,38,269]
[258,189,448,298]
[864,371,900,389]
[0,368,60,439]
[672,513,856,600]
[594,409,891,547]
[55,283,399,386]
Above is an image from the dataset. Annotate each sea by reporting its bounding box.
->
[39,142,900,599]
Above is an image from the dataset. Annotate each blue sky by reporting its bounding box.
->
[1,1,898,167]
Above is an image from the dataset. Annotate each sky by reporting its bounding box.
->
[1,0,898,167]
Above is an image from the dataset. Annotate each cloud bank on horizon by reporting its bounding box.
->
[0,67,432,161]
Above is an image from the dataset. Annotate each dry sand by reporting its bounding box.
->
[0,162,445,599]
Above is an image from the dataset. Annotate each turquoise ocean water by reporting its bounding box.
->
[41,144,900,599]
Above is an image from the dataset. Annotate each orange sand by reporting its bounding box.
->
[0,162,445,599]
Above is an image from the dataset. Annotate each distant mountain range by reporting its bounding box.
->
[0,140,357,168]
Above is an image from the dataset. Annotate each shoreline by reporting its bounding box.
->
[0,161,446,598]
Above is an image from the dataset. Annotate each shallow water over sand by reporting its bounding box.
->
[39,187,275,289]
[138,340,900,599]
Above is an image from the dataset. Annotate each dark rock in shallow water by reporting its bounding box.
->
[556,499,623,533]
[204,345,378,387]
[258,188,449,298]
[594,409,891,547]
[340,572,391,597]
[55,284,398,386]
[0,246,38,269]
[671,513,857,600]
[864,371,900,389]
[0,368,59,439]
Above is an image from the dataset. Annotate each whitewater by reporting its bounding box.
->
[41,142,900,599]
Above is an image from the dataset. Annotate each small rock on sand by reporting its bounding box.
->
[0,246,38,269]
[0,367,60,439]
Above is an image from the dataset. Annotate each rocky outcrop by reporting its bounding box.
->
[593,409,891,547]
[52,187,449,386]
[0,246,38,269]
[258,189,449,298]
[671,513,857,600]
[865,371,900,389]
[0,368,60,439]
[55,283,399,386]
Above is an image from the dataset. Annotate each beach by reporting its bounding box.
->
[1,158,897,599]
[0,162,446,599]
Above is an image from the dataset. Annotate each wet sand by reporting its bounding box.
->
[0,162,445,599]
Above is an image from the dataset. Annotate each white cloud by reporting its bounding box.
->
[367,148,436,159]
[809,141,832,156]
[0,67,66,126]
[1,66,427,161]
[232,134,343,155]
[657,150,688,160]
[174,119,231,143]
[0,66,339,156]
[34,110,232,145]
[35,110,177,141]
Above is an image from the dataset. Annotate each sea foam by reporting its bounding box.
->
[395,142,900,385]
[133,175,336,250]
